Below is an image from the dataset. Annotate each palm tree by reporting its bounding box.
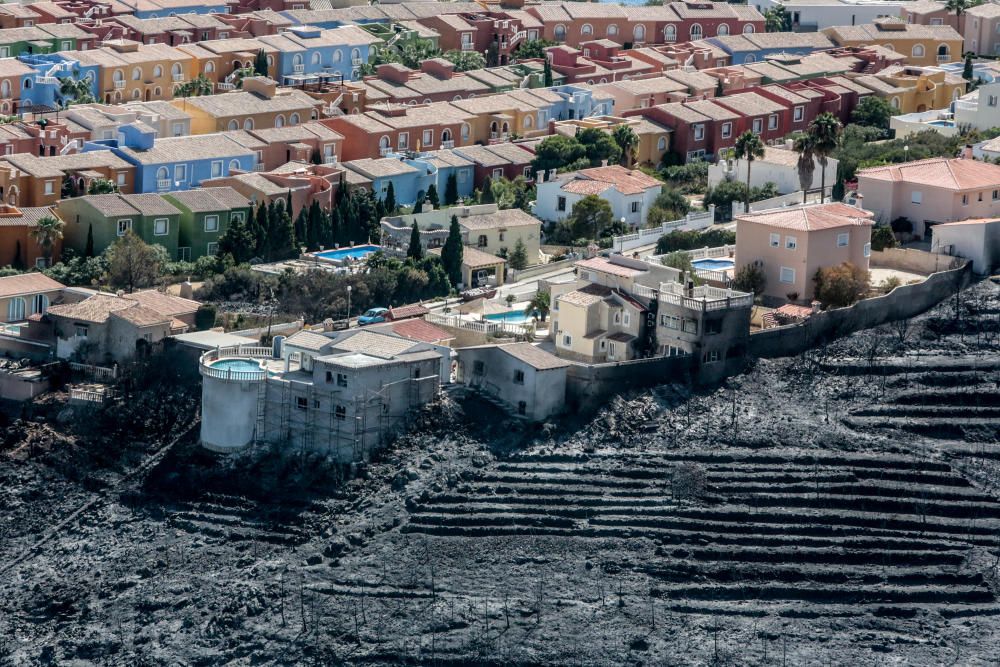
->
[178,74,213,98]
[807,113,843,202]
[30,215,64,268]
[611,125,639,167]
[524,291,550,322]
[945,0,981,25]
[733,130,765,213]
[793,134,816,204]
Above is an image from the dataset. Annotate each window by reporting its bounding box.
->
[275,114,285,128]
[693,124,705,141]
[704,319,721,335]
[721,122,732,139]
[422,129,433,146]
[690,23,702,40]
[785,236,797,250]
[398,132,408,149]
[608,24,618,37]
[743,24,754,34]
[993,190,999,200]
[780,266,795,283]
[513,369,525,384]
[228,119,239,131]
[717,24,729,36]
[557,196,566,212]
[492,168,503,179]
[912,44,924,58]
[623,312,630,326]
[703,350,720,364]
[132,67,141,80]
[204,215,219,232]
[290,113,300,125]
[7,297,25,321]
[206,242,219,256]
[681,319,697,334]
[837,232,849,247]
[154,65,163,78]
[555,24,566,41]
[335,405,346,421]
[296,396,308,410]
[769,233,780,247]
[627,201,639,214]
[337,372,348,387]
[793,106,804,122]
[153,218,169,235]
[657,137,667,151]
[44,181,54,195]
[581,23,593,36]
[752,118,762,134]
[523,166,533,178]
[477,234,487,247]
[863,242,871,258]
[211,160,222,178]
[633,24,645,41]
[175,164,187,182]
[461,123,471,140]
[562,334,572,346]
[517,401,527,415]
[911,190,922,204]
[232,211,245,224]
[74,324,88,338]
[117,219,132,236]
[458,169,469,183]
[768,114,778,130]
[661,314,679,329]
[990,95,999,107]
[962,194,969,206]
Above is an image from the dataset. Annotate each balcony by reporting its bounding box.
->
[489,132,509,142]
[937,54,951,62]
[172,73,184,82]
[351,57,362,66]
[156,179,171,191]
[216,82,235,91]
[323,155,337,164]
[461,42,474,51]
[379,146,392,156]
[113,80,126,89]
[440,140,455,149]
[293,64,305,73]
[253,164,265,172]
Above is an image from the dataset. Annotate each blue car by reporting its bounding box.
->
[358,307,389,325]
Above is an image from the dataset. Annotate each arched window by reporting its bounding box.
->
[333,51,342,63]
[290,113,300,125]
[244,118,253,130]
[890,96,900,109]
[31,294,48,315]
[607,25,618,37]
[633,24,645,42]
[379,136,390,149]
[113,69,123,82]
[132,67,141,80]
[524,115,533,129]
[7,297,25,321]
[442,128,452,142]
[266,55,274,66]
[717,24,730,36]
[554,24,566,41]
[229,159,240,171]
[157,166,169,180]
[581,23,593,36]
[351,48,361,62]
[228,119,239,130]
[657,137,667,151]
[206,61,215,73]
[132,89,141,99]
[461,123,471,140]
[453,94,462,100]
[664,24,676,41]
[952,88,961,101]
[293,53,303,66]
[937,44,949,60]
[275,114,285,128]
[311,52,321,65]
[172,63,182,76]
[0,80,8,97]
[154,87,161,96]
[599,77,607,83]
[690,24,702,40]
[744,54,756,63]
[743,24,755,34]
[912,44,924,58]
[153,65,163,78]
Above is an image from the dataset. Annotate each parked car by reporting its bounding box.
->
[358,307,389,325]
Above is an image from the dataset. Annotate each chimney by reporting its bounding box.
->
[536,170,544,183]
[854,193,864,209]
[548,168,557,180]
[785,138,793,150]
[962,144,973,159]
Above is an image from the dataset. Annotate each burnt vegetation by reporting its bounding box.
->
[0,281,999,664]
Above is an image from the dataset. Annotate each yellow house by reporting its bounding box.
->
[552,115,671,166]
[173,77,323,134]
[176,42,227,90]
[551,282,647,363]
[850,65,967,114]
[450,90,555,144]
[69,41,196,105]
[194,37,279,89]
[822,18,964,68]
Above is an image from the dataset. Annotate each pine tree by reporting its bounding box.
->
[407,221,423,260]
[445,172,459,205]
[84,223,94,257]
[384,181,397,214]
[413,198,423,214]
[254,49,268,77]
[480,176,495,204]
[509,238,529,270]
[441,213,463,287]
[294,208,309,249]
[427,183,439,208]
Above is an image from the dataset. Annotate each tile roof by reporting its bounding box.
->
[0,206,63,228]
[499,342,569,370]
[389,318,453,344]
[559,282,614,307]
[564,165,661,196]
[46,292,169,326]
[0,272,64,300]
[714,91,787,116]
[2,151,131,178]
[457,207,540,231]
[858,157,1000,190]
[165,186,252,212]
[116,134,254,165]
[343,157,419,179]
[284,329,334,351]
[123,193,182,216]
[575,256,645,278]
[178,88,319,118]
[330,329,420,358]
[736,202,874,231]
[127,289,200,317]
[824,22,962,43]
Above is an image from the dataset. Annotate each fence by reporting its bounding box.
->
[427,312,533,338]
[612,206,715,253]
[749,261,972,358]
[508,257,575,283]
[69,362,117,381]
[731,192,809,217]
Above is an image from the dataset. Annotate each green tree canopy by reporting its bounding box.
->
[105,232,164,293]
[443,49,486,72]
[850,96,893,131]
[441,214,464,287]
[567,195,614,240]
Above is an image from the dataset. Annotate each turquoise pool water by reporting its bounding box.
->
[928,120,955,127]
[485,310,538,324]
[693,258,734,271]
[211,358,264,373]
[314,244,380,261]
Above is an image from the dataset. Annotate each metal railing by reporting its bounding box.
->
[113,80,126,89]
[172,73,184,82]
[293,64,305,73]
[69,361,117,381]
[216,82,236,91]
[156,179,171,190]
[440,140,455,149]
[199,345,272,381]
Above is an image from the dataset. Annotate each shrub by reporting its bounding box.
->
[881,276,902,294]
[814,262,869,308]
[871,226,896,251]
[890,217,913,234]
[655,228,735,254]
[195,305,218,330]
[732,263,766,297]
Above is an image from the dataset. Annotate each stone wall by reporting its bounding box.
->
[565,355,694,411]
[871,248,964,275]
[749,261,972,358]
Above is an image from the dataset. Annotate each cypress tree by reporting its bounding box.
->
[427,183,439,208]
[444,172,458,205]
[307,200,323,249]
[441,213,463,288]
[254,49,268,77]
[384,181,397,214]
[294,208,308,249]
[407,221,423,260]
[84,223,94,257]
[543,58,553,87]
[480,176,495,204]
[413,198,423,214]
[254,201,268,257]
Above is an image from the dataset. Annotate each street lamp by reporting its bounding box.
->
[904,145,909,162]
[346,285,352,322]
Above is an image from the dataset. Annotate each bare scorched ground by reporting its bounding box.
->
[1,280,999,666]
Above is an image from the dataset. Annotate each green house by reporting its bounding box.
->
[0,25,87,57]
[56,193,183,258]
[163,187,253,261]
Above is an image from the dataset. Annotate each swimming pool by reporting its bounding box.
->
[484,310,538,324]
[313,244,381,261]
[210,358,265,373]
[692,258,735,271]
[927,120,955,127]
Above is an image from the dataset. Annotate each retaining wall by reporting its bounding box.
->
[565,355,694,411]
[871,248,964,275]
[749,261,972,358]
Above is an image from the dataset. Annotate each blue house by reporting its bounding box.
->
[421,150,475,202]
[83,129,257,194]
[342,153,439,207]
[706,33,835,66]
[256,25,381,84]
[17,53,99,112]
[129,0,233,19]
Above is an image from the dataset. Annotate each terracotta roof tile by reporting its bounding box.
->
[858,157,1000,190]
[736,202,874,231]
[0,273,64,300]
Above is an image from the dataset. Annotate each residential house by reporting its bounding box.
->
[341,155,434,207]
[0,151,136,207]
[0,272,67,324]
[822,18,963,67]
[545,41,656,85]
[712,90,791,146]
[17,53,101,113]
[163,186,253,260]
[954,82,1000,131]
[323,102,476,161]
[628,99,740,163]
[850,64,966,113]
[121,100,193,137]
[709,144,835,195]
[416,149,475,202]
[931,217,1000,274]
[381,203,541,263]
[173,77,322,134]
[705,31,835,65]
[255,24,380,85]
[44,290,193,363]
[759,0,910,32]
[0,204,65,269]
[0,57,34,115]
[455,343,569,421]
[106,13,231,46]
[552,115,673,167]
[359,59,492,106]
[534,165,662,229]
[57,192,183,258]
[66,40,195,105]
[0,24,93,58]
[592,77,689,113]
[124,0,238,20]
[452,142,535,188]
[225,121,344,171]
[450,91,558,144]
[901,0,959,31]
[551,282,647,363]
[734,202,874,302]
[429,244,506,288]
[857,156,1000,238]
[963,2,1000,57]
[0,4,44,30]
[23,2,77,26]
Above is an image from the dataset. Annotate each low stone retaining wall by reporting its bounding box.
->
[871,248,964,275]
[565,355,694,411]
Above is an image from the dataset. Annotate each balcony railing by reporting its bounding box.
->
[323,155,337,164]
[351,57,362,66]
[937,54,951,62]
[293,64,305,73]
[379,146,392,156]
[113,80,126,89]
[156,179,171,190]
[216,82,236,91]
[461,42,474,51]
[253,164,265,172]
[440,140,455,149]
[172,73,184,82]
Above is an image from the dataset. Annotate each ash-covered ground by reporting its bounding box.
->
[1,280,999,666]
